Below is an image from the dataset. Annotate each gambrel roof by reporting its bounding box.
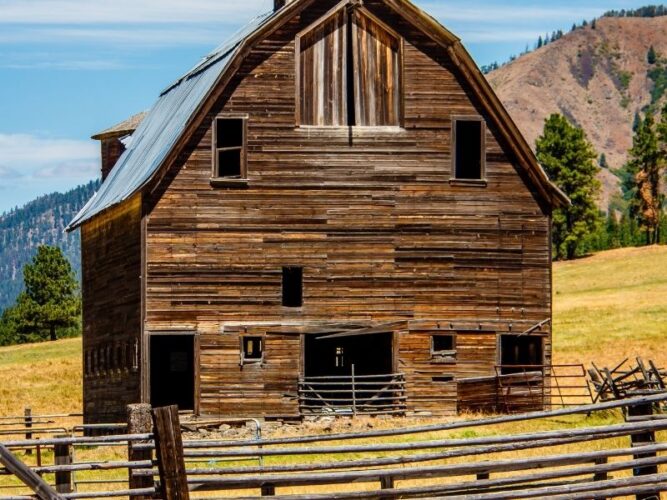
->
[68,0,568,231]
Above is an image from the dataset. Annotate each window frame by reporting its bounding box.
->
[451,115,487,184]
[211,115,248,185]
[240,336,264,364]
[431,334,457,364]
[294,2,404,129]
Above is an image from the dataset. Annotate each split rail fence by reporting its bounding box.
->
[2,394,667,499]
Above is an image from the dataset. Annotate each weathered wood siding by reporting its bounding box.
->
[143,0,552,417]
[81,196,142,423]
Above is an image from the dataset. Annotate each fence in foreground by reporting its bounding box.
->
[1,393,667,499]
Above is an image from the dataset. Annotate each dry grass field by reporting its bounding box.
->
[1,245,666,417]
[1,247,667,496]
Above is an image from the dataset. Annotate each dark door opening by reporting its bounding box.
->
[150,335,195,411]
[302,333,396,413]
[500,335,544,375]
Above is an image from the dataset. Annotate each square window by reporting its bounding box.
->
[214,118,246,178]
[242,337,263,362]
[431,334,456,362]
[282,266,303,308]
[454,119,484,180]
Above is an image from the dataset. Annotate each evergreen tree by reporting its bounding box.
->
[12,246,81,342]
[605,211,621,249]
[599,153,608,169]
[591,18,597,29]
[648,45,658,65]
[633,111,642,132]
[623,114,662,244]
[537,36,543,49]
[536,114,601,260]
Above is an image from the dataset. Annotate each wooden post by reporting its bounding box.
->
[379,475,394,500]
[127,404,154,500]
[152,406,189,500]
[53,437,72,494]
[628,403,658,500]
[351,364,356,416]
[477,472,490,481]
[593,457,608,481]
[261,483,276,496]
[24,408,32,455]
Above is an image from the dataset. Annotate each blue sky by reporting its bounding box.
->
[0,0,657,213]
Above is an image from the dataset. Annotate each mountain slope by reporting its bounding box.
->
[488,16,667,210]
[0,180,99,312]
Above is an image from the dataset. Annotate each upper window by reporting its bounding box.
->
[453,118,485,180]
[297,6,401,127]
[282,266,303,308]
[213,117,246,179]
[431,334,456,363]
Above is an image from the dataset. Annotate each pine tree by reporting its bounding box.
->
[12,246,81,342]
[623,114,662,244]
[648,45,658,65]
[591,18,597,29]
[605,211,621,248]
[599,153,608,169]
[537,36,543,49]
[536,114,602,260]
[633,111,642,132]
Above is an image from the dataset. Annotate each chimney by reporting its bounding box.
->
[91,112,146,181]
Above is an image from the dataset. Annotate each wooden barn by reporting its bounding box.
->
[68,0,568,424]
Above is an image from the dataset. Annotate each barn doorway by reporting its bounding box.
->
[301,332,397,414]
[305,332,394,378]
[150,335,195,411]
[500,335,544,375]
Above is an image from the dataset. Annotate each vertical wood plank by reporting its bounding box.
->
[628,403,658,500]
[53,437,72,494]
[152,406,189,500]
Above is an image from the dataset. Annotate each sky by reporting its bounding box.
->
[0,0,658,213]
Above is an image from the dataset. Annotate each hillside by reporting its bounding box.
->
[0,180,99,312]
[488,16,667,210]
[1,245,666,415]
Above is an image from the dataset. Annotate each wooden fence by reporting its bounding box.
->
[2,393,667,499]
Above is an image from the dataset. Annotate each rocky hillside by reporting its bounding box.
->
[488,16,667,210]
[0,181,99,312]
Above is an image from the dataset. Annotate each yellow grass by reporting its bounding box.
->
[1,246,667,497]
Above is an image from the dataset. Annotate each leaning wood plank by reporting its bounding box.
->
[152,406,189,500]
[0,444,64,500]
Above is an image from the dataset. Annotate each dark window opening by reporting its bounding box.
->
[454,119,484,180]
[242,336,263,362]
[335,346,345,368]
[214,118,245,178]
[432,335,455,353]
[432,375,454,383]
[500,335,544,375]
[150,335,195,411]
[282,266,303,307]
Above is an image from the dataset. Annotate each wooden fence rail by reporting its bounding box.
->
[2,393,667,499]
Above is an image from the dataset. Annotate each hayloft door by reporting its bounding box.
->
[150,334,195,411]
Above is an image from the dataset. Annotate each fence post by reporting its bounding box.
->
[54,436,72,494]
[380,475,394,497]
[351,364,356,416]
[127,404,154,500]
[593,457,608,481]
[24,408,32,455]
[261,483,276,496]
[477,472,490,481]
[628,402,658,500]
[152,406,189,500]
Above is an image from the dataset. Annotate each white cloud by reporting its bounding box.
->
[0,0,271,24]
[0,134,98,177]
[0,164,23,180]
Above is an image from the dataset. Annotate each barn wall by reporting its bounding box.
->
[81,196,143,423]
[143,0,552,417]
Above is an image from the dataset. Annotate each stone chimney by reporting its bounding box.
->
[91,112,146,181]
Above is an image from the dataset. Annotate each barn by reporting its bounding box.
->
[68,0,568,424]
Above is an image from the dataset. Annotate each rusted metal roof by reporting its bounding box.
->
[67,11,275,230]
